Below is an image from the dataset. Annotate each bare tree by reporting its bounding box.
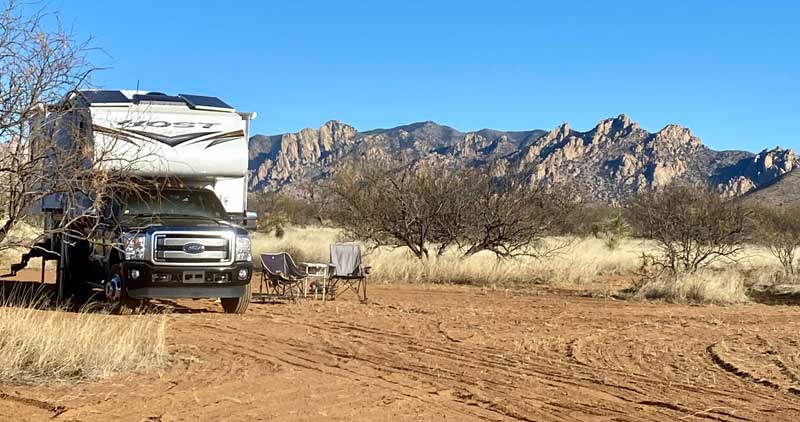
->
[628,185,751,275]
[325,160,462,259]
[0,1,156,267]
[325,160,577,260]
[752,206,800,278]
[0,1,92,244]
[456,168,577,259]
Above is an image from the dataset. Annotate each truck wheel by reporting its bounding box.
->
[106,264,140,313]
[220,283,251,314]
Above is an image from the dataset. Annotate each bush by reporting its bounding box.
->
[324,160,578,260]
[591,209,631,251]
[752,206,800,278]
[628,185,751,275]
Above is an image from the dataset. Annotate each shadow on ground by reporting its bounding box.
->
[748,285,800,305]
[0,278,223,315]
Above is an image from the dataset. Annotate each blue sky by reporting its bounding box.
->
[51,0,799,152]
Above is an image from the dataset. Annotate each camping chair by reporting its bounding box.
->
[253,253,308,302]
[328,243,370,303]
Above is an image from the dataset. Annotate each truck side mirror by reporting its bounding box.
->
[243,210,258,231]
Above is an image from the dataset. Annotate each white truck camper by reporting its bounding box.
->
[13,90,257,313]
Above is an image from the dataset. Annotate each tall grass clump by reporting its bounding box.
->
[0,295,168,384]
[635,270,748,304]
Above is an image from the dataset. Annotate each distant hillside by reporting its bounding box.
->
[248,115,797,202]
[744,166,800,207]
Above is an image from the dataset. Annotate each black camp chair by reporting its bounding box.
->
[253,253,308,302]
[328,243,370,303]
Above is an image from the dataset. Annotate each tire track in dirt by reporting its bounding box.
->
[181,295,800,421]
[193,318,530,422]
[203,306,769,421]
[0,392,66,417]
[6,284,800,421]
[706,334,800,398]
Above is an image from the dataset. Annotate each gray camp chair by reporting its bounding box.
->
[254,253,308,302]
[327,243,370,303]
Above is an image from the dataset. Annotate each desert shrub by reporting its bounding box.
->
[569,203,618,237]
[628,185,751,275]
[325,160,577,260]
[752,206,800,279]
[591,209,631,251]
[0,296,167,384]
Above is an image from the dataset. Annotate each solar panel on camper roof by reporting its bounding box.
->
[179,94,233,109]
[132,93,186,103]
[79,90,130,104]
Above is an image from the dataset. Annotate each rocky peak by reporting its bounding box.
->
[650,124,701,149]
[588,114,640,145]
[750,147,795,177]
[319,120,358,151]
[593,113,638,136]
[541,122,571,143]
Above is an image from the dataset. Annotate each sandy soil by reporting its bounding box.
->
[3,275,800,421]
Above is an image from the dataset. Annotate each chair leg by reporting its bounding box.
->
[361,277,367,303]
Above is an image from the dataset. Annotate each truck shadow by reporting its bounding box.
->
[0,279,222,315]
[748,290,800,305]
[0,279,58,307]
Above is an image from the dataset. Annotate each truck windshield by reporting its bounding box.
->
[121,189,229,220]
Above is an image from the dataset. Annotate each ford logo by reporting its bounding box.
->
[182,242,205,254]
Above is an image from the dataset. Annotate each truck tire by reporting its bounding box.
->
[106,264,140,314]
[221,283,251,314]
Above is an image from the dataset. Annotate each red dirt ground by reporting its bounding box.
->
[2,274,800,421]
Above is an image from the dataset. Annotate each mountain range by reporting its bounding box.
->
[247,114,797,203]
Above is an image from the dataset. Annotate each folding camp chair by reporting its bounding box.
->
[253,253,308,302]
[328,243,370,303]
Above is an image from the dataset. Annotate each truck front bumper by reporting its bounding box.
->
[120,261,252,299]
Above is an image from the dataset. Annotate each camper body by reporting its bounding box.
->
[31,90,256,313]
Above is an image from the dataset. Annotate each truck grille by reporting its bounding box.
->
[152,232,233,266]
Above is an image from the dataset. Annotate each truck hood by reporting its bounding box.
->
[122,215,247,235]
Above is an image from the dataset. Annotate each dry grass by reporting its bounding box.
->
[634,271,749,304]
[252,227,649,285]
[251,226,339,264]
[251,226,793,305]
[0,296,168,384]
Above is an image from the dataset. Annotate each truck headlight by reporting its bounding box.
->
[235,235,251,262]
[123,233,147,261]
